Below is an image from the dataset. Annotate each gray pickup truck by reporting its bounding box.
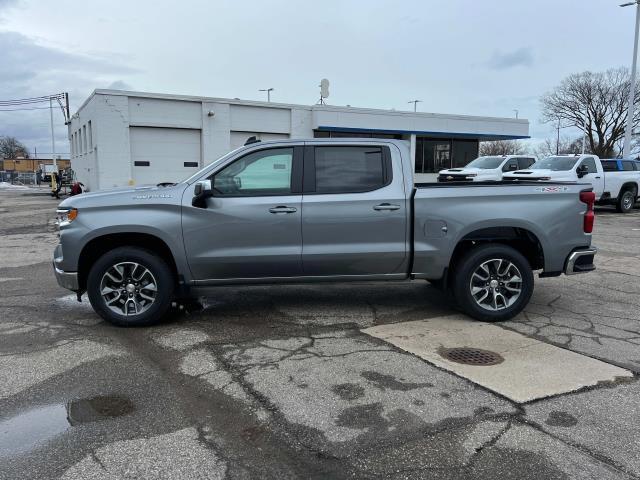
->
[53,139,597,326]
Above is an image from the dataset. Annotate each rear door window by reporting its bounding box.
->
[311,146,390,194]
[601,161,618,172]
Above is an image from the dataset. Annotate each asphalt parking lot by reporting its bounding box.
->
[1,187,640,479]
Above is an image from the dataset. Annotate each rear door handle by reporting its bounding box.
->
[269,206,297,214]
[373,203,401,211]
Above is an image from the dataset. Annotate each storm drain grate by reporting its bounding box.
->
[438,347,504,366]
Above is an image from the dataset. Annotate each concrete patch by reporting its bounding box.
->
[60,428,227,480]
[362,315,633,403]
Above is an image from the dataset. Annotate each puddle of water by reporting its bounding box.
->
[0,395,134,457]
[0,404,69,457]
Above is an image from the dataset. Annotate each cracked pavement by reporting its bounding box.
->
[1,189,639,479]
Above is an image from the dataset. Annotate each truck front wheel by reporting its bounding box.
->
[452,244,534,322]
[87,247,175,327]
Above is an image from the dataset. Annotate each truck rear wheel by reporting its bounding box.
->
[452,244,533,322]
[616,188,636,213]
[87,247,174,327]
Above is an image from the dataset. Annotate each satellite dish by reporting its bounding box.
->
[320,79,330,98]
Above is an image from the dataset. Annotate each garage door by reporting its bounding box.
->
[130,127,201,185]
[230,131,289,151]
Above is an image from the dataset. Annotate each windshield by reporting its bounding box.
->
[530,156,579,171]
[465,156,505,169]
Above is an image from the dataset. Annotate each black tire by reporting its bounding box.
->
[452,243,534,322]
[87,247,174,327]
[616,188,636,213]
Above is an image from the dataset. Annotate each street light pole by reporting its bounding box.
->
[259,88,274,102]
[49,97,56,170]
[407,100,422,112]
[622,1,640,158]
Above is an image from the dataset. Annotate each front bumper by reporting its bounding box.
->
[53,243,79,291]
[437,174,475,182]
[564,247,597,275]
[53,263,79,290]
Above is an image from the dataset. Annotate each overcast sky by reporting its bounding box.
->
[0,0,636,156]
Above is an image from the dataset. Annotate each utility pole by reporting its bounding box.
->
[49,97,56,170]
[621,1,640,158]
[581,109,588,154]
[408,100,422,112]
[259,88,274,102]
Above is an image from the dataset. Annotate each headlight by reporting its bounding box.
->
[56,208,78,227]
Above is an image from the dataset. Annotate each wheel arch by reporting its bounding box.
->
[78,233,179,291]
[446,226,544,287]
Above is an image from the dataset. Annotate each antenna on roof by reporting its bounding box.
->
[318,79,330,105]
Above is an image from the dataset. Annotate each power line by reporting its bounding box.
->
[0,106,53,112]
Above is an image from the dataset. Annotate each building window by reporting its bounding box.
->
[88,121,93,151]
[82,125,87,153]
[414,138,479,173]
[451,140,479,168]
[70,135,74,157]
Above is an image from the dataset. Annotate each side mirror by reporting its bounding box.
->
[192,180,212,207]
[577,165,588,178]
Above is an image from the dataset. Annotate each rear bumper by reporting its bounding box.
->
[564,247,597,275]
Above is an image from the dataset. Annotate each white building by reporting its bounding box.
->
[68,89,529,190]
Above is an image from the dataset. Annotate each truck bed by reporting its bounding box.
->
[410,180,593,280]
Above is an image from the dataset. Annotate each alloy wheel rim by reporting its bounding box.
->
[624,193,633,210]
[99,262,158,316]
[469,258,522,311]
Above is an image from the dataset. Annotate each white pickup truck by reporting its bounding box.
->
[503,154,640,213]
[438,155,537,182]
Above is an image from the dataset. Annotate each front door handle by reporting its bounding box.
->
[373,203,400,211]
[269,206,297,214]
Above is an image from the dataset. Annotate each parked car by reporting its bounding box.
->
[503,154,640,213]
[437,155,536,182]
[54,139,597,326]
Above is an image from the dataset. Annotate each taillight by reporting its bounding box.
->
[580,190,595,233]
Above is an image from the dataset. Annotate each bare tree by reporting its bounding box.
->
[479,139,524,156]
[0,136,30,159]
[534,136,589,158]
[541,67,640,158]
